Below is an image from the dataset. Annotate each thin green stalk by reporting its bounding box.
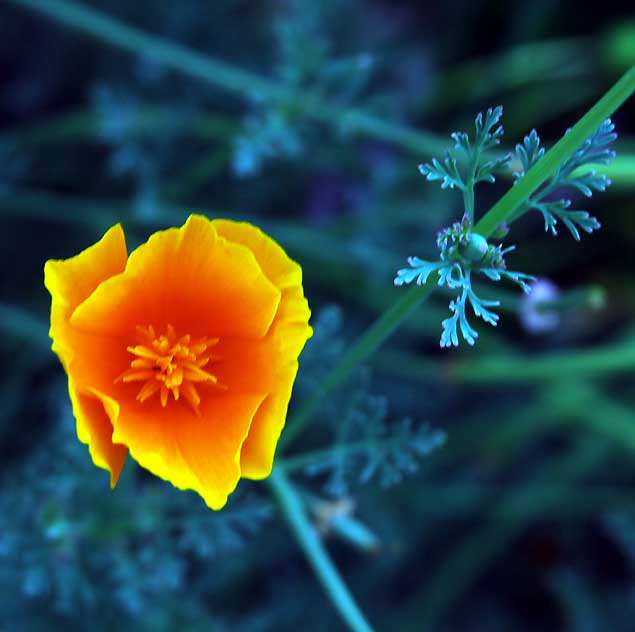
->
[373,341,635,384]
[475,65,635,237]
[267,468,374,632]
[463,175,475,224]
[5,0,448,158]
[2,106,235,146]
[462,144,479,223]
[450,343,635,382]
[420,38,591,113]
[534,285,605,313]
[280,281,436,449]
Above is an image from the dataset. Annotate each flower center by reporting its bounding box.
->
[116,324,225,413]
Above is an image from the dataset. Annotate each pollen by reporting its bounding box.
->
[116,324,225,413]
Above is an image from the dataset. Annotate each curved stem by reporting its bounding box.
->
[267,468,375,632]
[280,281,435,449]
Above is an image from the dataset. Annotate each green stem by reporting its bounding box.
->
[535,284,605,313]
[281,436,407,473]
[372,339,635,384]
[579,154,635,187]
[2,106,236,146]
[5,0,448,158]
[267,468,374,632]
[463,179,475,224]
[463,146,477,223]
[449,343,635,382]
[280,281,435,449]
[475,65,635,237]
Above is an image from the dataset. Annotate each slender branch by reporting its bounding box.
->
[267,468,375,632]
[1,106,236,146]
[280,281,435,449]
[280,436,405,473]
[4,0,448,158]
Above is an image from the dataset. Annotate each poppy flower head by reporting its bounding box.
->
[45,214,312,509]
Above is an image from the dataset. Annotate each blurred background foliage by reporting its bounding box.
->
[1,0,635,630]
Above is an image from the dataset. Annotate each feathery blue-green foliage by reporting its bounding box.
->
[513,119,616,239]
[395,109,617,347]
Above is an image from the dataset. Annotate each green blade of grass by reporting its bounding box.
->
[279,280,436,449]
[372,342,635,385]
[475,65,635,237]
[268,468,375,632]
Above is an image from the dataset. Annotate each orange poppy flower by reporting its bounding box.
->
[44,215,312,509]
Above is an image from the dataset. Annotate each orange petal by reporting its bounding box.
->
[212,219,303,291]
[69,381,128,487]
[239,378,296,478]
[111,392,265,509]
[70,215,281,340]
[44,224,127,368]
[212,220,313,476]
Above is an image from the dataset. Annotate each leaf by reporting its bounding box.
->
[559,118,617,178]
[394,258,444,286]
[514,129,544,180]
[473,105,505,153]
[475,153,512,184]
[304,384,445,493]
[528,199,601,241]
[419,154,464,190]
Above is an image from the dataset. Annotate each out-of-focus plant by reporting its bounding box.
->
[0,397,272,632]
[231,0,377,176]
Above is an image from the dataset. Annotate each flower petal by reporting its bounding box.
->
[212,219,303,290]
[70,215,281,340]
[212,220,312,476]
[69,381,128,487]
[229,316,311,477]
[239,378,296,478]
[44,224,127,367]
[111,392,265,509]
